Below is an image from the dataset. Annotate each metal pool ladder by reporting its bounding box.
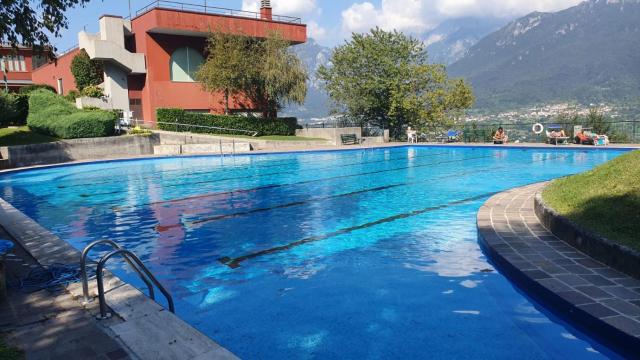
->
[81,240,175,319]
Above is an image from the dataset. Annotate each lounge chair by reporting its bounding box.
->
[546,129,570,145]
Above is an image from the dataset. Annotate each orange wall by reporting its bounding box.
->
[31,49,80,94]
[30,9,307,122]
[131,9,306,122]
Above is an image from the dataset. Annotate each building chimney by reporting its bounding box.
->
[260,0,272,21]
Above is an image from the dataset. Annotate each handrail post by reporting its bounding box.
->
[96,249,175,320]
[81,240,155,304]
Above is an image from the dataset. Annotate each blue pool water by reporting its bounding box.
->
[0,146,630,359]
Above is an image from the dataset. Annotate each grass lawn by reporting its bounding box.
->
[543,150,640,251]
[0,126,57,147]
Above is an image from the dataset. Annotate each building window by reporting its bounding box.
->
[1,55,26,72]
[170,47,203,82]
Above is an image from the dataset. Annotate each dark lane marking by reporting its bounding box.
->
[56,148,375,183]
[77,150,451,196]
[156,183,404,231]
[218,191,498,268]
[156,152,572,228]
[109,154,495,208]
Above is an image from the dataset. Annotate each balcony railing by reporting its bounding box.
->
[135,0,302,24]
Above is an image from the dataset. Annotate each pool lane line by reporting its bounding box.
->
[58,148,404,188]
[54,146,393,183]
[69,150,452,192]
[157,152,571,230]
[218,191,499,269]
[155,183,404,231]
[109,153,496,210]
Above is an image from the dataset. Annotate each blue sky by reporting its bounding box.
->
[53,0,583,51]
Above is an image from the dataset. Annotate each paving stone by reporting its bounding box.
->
[556,274,590,287]
[578,303,618,318]
[556,291,594,306]
[522,269,552,280]
[602,286,640,301]
[601,299,640,317]
[579,274,616,287]
[560,264,594,275]
[538,278,572,292]
[575,286,615,301]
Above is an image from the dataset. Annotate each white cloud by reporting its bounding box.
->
[341,0,583,35]
[242,0,318,16]
[307,20,328,40]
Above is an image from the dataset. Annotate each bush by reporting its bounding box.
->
[156,108,297,136]
[0,92,29,126]
[64,89,81,102]
[18,84,56,94]
[81,85,104,98]
[70,49,103,90]
[27,90,116,139]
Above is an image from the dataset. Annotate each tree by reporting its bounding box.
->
[317,28,474,137]
[1,0,91,53]
[197,31,307,117]
[250,32,307,118]
[70,49,103,90]
[196,32,255,115]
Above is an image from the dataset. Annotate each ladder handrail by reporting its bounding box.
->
[81,239,155,303]
[96,249,175,319]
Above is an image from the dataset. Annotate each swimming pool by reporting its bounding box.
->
[0,146,629,359]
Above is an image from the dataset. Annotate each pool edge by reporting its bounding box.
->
[0,196,239,360]
[477,182,640,358]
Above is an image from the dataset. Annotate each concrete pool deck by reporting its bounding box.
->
[478,182,640,356]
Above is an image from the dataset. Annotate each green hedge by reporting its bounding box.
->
[156,108,298,136]
[18,84,56,94]
[27,90,116,139]
[0,92,29,127]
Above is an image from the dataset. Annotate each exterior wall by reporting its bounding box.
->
[131,8,307,123]
[31,49,80,95]
[296,127,364,145]
[0,47,36,91]
[26,7,307,122]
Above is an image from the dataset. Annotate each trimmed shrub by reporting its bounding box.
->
[0,92,29,126]
[19,84,56,94]
[27,90,116,139]
[70,49,103,90]
[156,108,298,136]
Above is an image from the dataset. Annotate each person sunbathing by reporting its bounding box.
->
[493,127,508,144]
[575,130,594,145]
[549,129,566,138]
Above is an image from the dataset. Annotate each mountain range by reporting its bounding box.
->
[448,0,640,110]
[284,0,640,119]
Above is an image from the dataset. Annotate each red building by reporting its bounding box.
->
[0,45,48,92]
[32,1,307,123]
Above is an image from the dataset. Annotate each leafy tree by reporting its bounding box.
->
[317,28,474,137]
[196,32,255,115]
[250,32,307,118]
[197,31,307,117]
[70,49,103,91]
[1,0,91,53]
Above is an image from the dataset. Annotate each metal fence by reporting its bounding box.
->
[135,0,302,23]
[456,120,640,144]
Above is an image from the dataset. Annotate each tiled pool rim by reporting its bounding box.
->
[477,182,640,358]
[0,197,239,360]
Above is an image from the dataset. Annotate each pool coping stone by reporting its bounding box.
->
[478,182,640,357]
